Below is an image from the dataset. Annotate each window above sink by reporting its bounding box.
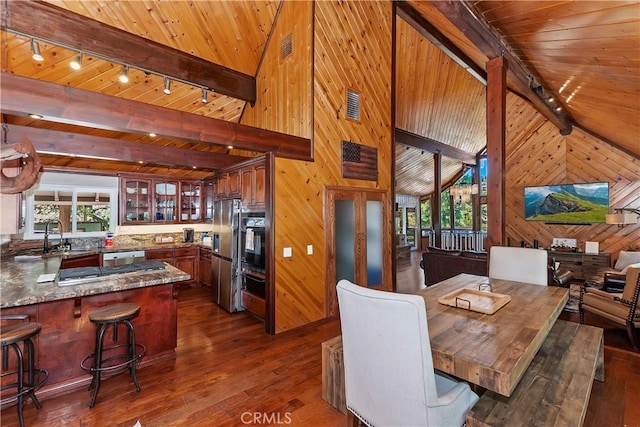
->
[23,172,118,240]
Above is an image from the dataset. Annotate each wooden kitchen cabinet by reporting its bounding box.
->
[203,179,215,222]
[120,175,204,225]
[174,247,198,286]
[154,180,178,222]
[215,171,241,199]
[0,285,177,398]
[240,160,266,209]
[253,163,266,207]
[212,157,265,208]
[121,177,151,223]
[145,248,175,265]
[146,247,196,287]
[179,181,202,222]
[199,246,212,287]
[241,290,265,319]
[241,269,266,320]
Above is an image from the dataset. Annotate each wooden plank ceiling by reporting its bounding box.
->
[1,0,637,191]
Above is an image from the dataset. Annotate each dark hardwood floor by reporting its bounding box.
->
[3,251,639,426]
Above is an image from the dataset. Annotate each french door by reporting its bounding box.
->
[325,187,391,317]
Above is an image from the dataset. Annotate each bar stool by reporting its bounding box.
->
[81,303,145,408]
[1,315,48,427]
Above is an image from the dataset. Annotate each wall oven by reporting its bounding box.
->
[241,214,266,273]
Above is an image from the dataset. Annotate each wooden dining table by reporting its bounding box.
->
[415,273,569,397]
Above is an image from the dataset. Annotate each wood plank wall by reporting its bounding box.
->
[244,0,393,333]
[505,93,640,262]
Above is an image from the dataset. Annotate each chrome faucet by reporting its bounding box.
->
[43,220,64,253]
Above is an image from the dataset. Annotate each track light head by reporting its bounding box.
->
[119,66,129,83]
[163,77,171,95]
[30,39,44,62]
[70,52,83,70]
[201,88,208,103]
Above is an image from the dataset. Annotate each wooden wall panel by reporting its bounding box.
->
[505,94,640,262]
[252,0,393,333]
[241,1,313,140]
[396,18,486,154]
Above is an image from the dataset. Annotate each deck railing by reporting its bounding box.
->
[423,229,487,252]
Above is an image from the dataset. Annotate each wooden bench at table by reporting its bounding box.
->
[467,319,604,427]
[321,335,346,414]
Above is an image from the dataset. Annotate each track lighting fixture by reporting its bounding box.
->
[119,66,129,83]
[30,39,44,61]
[70,53,83,70]
[163,77,171,95]
[201,88,208,103]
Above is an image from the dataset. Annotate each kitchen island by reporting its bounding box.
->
[0,254,190,399]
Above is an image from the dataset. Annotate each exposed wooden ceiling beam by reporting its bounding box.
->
[0,73,312,160]
[395,128,477,165]
[428,0,573,135]
[3,0,256,104]
[396,1,486,85]
[3,124,247,170]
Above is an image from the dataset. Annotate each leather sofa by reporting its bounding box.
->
[586,250,640,291]
[422,247,574,287]
[421,248,487,286]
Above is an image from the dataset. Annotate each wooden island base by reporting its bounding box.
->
[1,284,178,400]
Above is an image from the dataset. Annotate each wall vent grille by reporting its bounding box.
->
[346,89,360,121]
[281,34,293,59]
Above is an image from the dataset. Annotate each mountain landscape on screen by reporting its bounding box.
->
[524,182,609,223]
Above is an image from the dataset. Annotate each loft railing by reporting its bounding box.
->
[423,229,487,252]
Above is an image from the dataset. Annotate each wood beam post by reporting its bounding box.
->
[433,151,442,248]
[486,57,507,251]
[472,154,481,231]
[4,124,248,170]
[430,1,572,135]
[3,0,256,104]
[0,73,311,160]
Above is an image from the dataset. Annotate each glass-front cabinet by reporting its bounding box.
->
[180,181,202,222]
[154,180,178,222]
[122,178,151,223]
[120,176,205,225]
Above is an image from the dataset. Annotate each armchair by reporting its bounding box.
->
[336,279,478,426]
[580,268,640,349]
[548,257,574,287]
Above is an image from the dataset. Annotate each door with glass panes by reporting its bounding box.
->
[325,187,391,317]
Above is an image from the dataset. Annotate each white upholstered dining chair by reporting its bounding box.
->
[489,246,548,286]
[336,279,479,427]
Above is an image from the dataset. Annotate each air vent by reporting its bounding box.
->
[346,89,360,121]
[281,34,293,59]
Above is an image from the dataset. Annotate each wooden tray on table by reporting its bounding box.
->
[438,288,511,314]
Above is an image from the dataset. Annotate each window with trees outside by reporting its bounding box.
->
[23,172,118,239]
[420,156,488,232]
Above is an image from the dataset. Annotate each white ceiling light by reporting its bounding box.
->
[163,77,171,95]
[119,66,129,83]
[30,39,44,61]
[70,53,83,70]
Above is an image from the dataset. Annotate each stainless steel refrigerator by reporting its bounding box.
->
[211,198,243,312]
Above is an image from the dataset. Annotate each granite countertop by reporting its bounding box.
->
[1,253,192,309]
[43,241,211,259]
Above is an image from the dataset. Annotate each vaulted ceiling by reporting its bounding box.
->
[1,1,638,195]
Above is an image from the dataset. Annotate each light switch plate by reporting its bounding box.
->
[283,247,292,257]
[307,245,313,255]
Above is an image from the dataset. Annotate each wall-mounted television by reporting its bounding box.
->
[524,182,609,224]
